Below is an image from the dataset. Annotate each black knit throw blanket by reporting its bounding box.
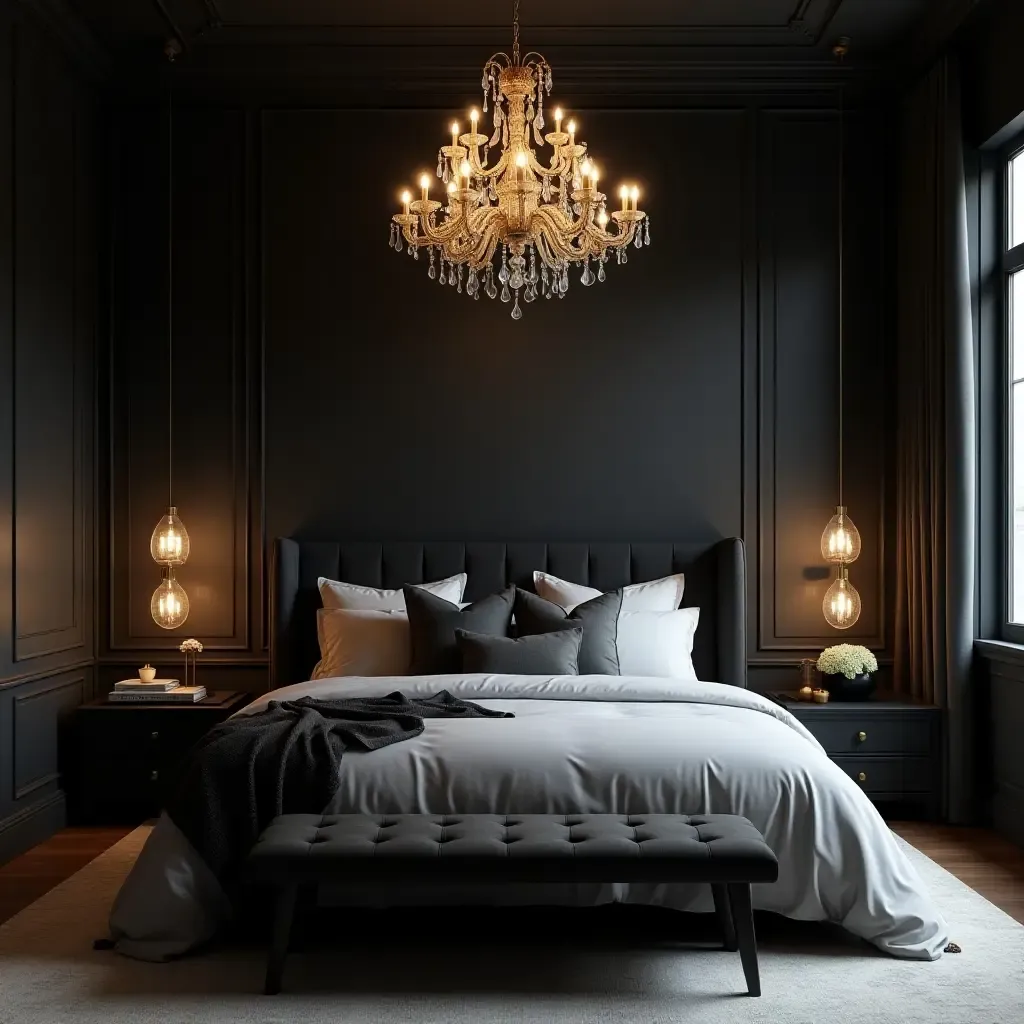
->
[165,691,513,882]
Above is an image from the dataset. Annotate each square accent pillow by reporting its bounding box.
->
[404,585,515,674]
[513,586,622,675]
[318,572,467,611]
[456,627,583,675]
[312,608,411,678]
[616,608,700,679]
[532,570,684,613]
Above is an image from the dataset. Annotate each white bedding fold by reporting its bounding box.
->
[109,674,949,962]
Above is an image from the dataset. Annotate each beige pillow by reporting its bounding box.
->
[312,608,411,678]
[532,570,685,612]
[317,572,467,611]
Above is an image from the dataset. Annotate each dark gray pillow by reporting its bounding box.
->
[404,585,515,674]
[513,586,623,674]
[456,627,583,675]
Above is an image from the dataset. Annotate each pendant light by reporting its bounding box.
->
[150,89,190,629]
[821,38,861,630]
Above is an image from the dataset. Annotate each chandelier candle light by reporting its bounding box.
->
[389,0,649,319]
[821,37,861,631]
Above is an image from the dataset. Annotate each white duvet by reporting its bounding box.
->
[109,675,949,962]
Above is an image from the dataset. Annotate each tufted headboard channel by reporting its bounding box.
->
[270,538,747,691]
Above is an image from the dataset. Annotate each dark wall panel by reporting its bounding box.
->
[0,4,98,863]
[263,109,746,546]
[758,110,885,652]
[107,107,251,653]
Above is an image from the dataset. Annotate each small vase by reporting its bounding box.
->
[822,671,876,701]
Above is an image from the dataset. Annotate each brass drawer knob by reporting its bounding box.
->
[150,769,159,782]
[857,731,867,743]
[150,730,160,741]
[857,772,867,783]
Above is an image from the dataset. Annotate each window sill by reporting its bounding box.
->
[975,638,1024,668]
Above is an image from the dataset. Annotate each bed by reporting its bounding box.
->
[108,537,949,962]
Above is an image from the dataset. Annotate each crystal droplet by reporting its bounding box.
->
[439,262,447,285]
[450,263,458,286]
[437,152,444,178]
[634,230,642,249]
[457,266,463,293]
[644,219,650,246]
[597,260,606,283]
[621,249,628,264]
[581,262,594,286]
[394,232,403,252]
[485,275,497,300]
[428,263,436,280]
[389,223,395,246]
[524,283,536,303]
[500,283,511,303]
[511,294,523,320]
[498,264,508,284]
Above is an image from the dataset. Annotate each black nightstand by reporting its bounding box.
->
[75,690,252,823]
[768,691,942,821]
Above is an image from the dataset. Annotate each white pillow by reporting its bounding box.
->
[532,570,685,612]
[318,572,467,611]
[616,608,700,679]
[313,608,411,678]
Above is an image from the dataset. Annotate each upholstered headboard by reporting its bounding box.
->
[270,538,747,690]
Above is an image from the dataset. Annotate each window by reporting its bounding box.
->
[1005,148,1024,632]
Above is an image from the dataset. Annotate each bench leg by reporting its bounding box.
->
[265,883,298,995]
[726,883,761,996]
[711,884,737,951]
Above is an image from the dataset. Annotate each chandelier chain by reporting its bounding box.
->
[512,0,520,65]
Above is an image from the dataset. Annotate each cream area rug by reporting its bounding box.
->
[0,826,1021,1024]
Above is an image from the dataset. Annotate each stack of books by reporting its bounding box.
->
[108,678,207,703]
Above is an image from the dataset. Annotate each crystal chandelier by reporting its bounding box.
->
[389,0,649,320]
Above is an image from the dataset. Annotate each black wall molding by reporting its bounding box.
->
[101,94,894,687]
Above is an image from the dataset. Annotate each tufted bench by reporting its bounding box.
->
[245,812,778,996]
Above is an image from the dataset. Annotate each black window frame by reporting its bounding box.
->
[1001,139,1024,643]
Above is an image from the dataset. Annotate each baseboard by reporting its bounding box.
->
[0,791,67,865]
[991,781,1024,848]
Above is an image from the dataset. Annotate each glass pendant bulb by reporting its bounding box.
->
[820,505,861,564]
[150,570,189,630]
[150,506,190,566]
[823,567,861,630]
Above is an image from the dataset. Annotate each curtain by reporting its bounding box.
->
[894,55,977,823]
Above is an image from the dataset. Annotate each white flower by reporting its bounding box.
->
[179,638,204,654]
[816,644,877,679]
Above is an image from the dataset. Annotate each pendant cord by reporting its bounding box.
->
[167,88,174,510]
[837,53,845,509]
[512,0,520,64]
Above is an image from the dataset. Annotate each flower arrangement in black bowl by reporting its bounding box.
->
[815,644,878,701]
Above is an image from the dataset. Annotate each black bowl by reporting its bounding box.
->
[821,671,876,701]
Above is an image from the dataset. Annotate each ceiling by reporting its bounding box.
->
[70,0,938,60]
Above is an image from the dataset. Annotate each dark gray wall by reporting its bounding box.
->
[101,96,893,695]
[961,0,1024,148]
[0,0,98,861]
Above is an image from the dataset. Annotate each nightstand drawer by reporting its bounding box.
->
[800,716,934,756]
[832,756,933,794]
[82,756,168,805]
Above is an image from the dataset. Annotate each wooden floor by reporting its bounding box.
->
[0,821,1021,928]
[889,821,1024,926]
[0,826,132,926]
